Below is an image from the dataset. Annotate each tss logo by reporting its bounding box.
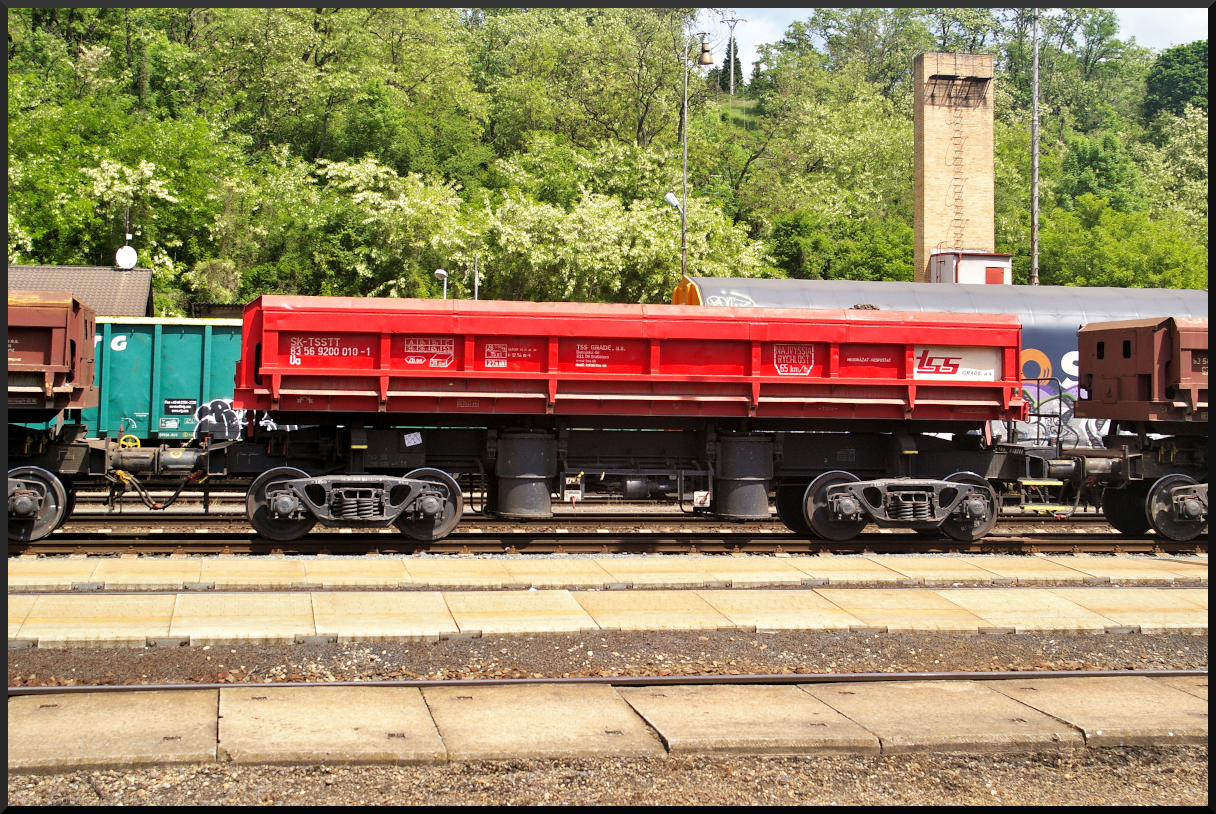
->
[916,350,962,375]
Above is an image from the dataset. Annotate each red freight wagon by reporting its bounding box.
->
[218,296,1028,543]
[234,296,1023,424]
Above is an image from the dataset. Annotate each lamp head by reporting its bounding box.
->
[663,192,682,210]
[434,269,448,281]
[697,34,714,66]
[115,245,137,270]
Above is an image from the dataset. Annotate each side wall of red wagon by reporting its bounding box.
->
[234,296,1024,423]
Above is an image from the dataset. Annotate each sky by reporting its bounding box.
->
[707,8,1209,79]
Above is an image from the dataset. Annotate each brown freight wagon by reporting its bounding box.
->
[8,291,98,542]
[1075,316,1208,431]
[1075,316,1207,542]
[7,291,98,422]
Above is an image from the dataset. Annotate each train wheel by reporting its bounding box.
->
[1145,475,1206,542]
[8,466,69,542]
[246,467,317,542]
[939,473,999,542]
[1102,482,1151,536]
[395,468,463,541]
[803,471,867,542]
[775,483,815,537]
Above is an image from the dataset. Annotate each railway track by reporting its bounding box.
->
[9,667,1206,696]
[13,527,1204,557]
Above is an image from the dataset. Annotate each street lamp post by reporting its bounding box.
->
[435,268,448,300]
[671,33,713,279]
[1030,9,1041,286]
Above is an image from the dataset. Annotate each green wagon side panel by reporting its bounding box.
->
[75,318,244,442]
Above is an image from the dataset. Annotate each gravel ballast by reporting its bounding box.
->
[5,748,1207,806]
[8,630,1206,687]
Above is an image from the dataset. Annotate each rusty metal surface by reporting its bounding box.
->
[1076,317,1208,427]
[8,290,98,418]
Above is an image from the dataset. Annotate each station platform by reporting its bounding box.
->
[8,585,1207,648]
[8,675,1208,772]
[8,553,1207,593]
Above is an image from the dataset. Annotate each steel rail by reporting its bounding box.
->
[11,532,1205,557]
[8,668,1206,698]
[63,506,1110,520]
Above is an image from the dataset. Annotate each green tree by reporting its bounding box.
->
[1136,105,1208,230]
[922,8,1001,54]
[1144,40,1207,120]
[469,9,697,153]
[769,210,912,282]
[1040,194,1206,289]
[1056,132,1144,213]
[804,8,932,101]
[711,37,745,94]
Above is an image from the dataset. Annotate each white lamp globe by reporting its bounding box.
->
[116,245,137,269]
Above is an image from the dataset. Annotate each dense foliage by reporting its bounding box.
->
[7,8,1207,313]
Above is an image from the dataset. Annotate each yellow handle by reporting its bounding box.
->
[119,435,141,449]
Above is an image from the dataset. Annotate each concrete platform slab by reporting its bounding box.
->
[169,593,314,645]
[1044,556,1188,584]
[200,559,307,589]
[939,589,1115,634]
[1173,588,1207,609]
[876,557,1002,586]
[591,557,713,588]
[697,589,862,631]
[302,558,411,588]
[816,589,986,633]
[988,676,1208,747]
[443,590,597,636]
[790,557,912,586]
[959,556,1092,585]
[1049,587,1208,634]
[500,559,616,589]
[9,594,36,639]
[402,559,522,588]
[312,592,458,642]
[8,689,218,773]
[8,559,98,591]
[803,680,1084,754]
[422,684,664,761]
[218,686,445,765]
[699,556,807,587]
[18,594,176,647]
[573,590,733,631]
[1149,675,1208,701]
[92,558,204,590]
[618,684,879,755]
[1148,560,1208,582]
